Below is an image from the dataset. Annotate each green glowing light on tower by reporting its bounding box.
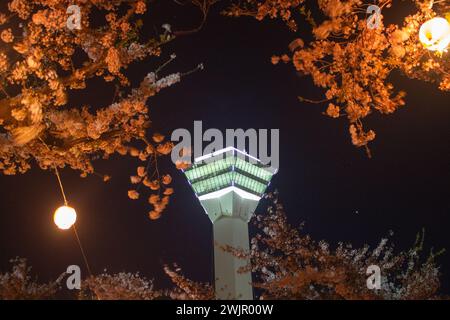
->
[184,147,276,199]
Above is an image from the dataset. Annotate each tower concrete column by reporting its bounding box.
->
[213,217,252,299]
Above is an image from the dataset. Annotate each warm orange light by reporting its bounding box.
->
[419,17,450,52]
[54,206,77,230]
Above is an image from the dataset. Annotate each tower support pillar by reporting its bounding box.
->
[213,217,253,300]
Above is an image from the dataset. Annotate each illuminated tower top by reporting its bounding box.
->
[184,146,277,222]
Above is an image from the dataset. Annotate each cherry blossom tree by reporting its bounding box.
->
[220,193,443,300]
[0,257,63,300]
[0,0,209,217]
[80,271,162,300]
[225,0,449,156]
[0,259,214,300]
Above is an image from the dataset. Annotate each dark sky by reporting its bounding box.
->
[0,1,449,296]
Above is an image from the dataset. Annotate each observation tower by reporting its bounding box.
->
[183,147,277,299]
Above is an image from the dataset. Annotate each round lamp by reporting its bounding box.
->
[54,205,77,230]
[419,17,450,52]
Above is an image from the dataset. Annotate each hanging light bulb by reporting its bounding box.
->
[54,205,77,230]
[419,17,450,52]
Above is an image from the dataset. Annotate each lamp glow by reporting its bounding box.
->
[54,206,77,230]
[419,17,450,52]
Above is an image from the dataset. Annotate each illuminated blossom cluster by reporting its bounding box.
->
[127,132,175,220]
[226,0,449,154]
[80,272,161,300]
[0,0,176,176]
[224,0,305,31]
[164,265,215,300]
[0,258,63,300]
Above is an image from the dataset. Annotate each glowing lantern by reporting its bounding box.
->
[54,206,77,230]
[419,17,450,52]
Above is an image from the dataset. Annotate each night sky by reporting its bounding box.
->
[0,1,449,295]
